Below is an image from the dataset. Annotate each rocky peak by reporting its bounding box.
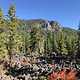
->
[37,20,62,31]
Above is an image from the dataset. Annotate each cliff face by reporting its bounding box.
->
[37,20,62,31]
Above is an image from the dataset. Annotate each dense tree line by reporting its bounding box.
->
[0,2,80,62]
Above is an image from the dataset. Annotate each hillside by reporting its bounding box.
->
[17,19,78,36]
[18,19,62,31]
[62,27,78,35]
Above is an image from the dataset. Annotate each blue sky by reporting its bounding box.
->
[0,0,80,30]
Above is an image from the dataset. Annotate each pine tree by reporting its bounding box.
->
[77,24,80,58]
[23,35,25,53]
[30,24,41,53]
[15,34,23,53]
[65,34,72,56]
[56,32,61,44]
[59,32,68,55]
[71,35,78,57]
[0,6,7,61]
[47,31,53,53]
[25,35,31,53]
[6,2,19,58]
[39,35,45,53]
[44,37,47,53]
[52,33,60,54]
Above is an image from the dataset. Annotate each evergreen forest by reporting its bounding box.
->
[0,2,80,61]
[1,2,80,80]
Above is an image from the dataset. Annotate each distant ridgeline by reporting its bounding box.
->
[17,19,78,36]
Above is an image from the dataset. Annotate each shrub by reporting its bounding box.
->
[48,68,79,80]
[40,76,46,80]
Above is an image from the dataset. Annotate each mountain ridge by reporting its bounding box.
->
[19,19,62,31]
[17,19,78,36]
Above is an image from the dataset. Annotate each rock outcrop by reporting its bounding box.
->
[0,53,80,80]
[37,20,62,31]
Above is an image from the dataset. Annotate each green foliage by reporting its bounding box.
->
[0,6,6,34]
[71,35,78,57]
[59,32,68,55]
[0,6,7,61]
[20,35,31,54]
[0,3,79,58]
[65,34,72,56]
[16,19,78,37]
[77,30,80,58]
[6,2,20,56]
[52,33,60,53]
[15,34,23,53]
[40,76,46,80]
[30,24,40,52]
[25,35,31,53]
[39,35,45,53]
[47,31,53,53]
[62,27,78,36]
